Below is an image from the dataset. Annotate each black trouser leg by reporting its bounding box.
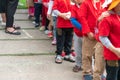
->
[34,3,42,24]
[56,28,73,55]
[106,60,120,80]
[64,28,73,55]
[56,28,65,55]
[6,0,19,27]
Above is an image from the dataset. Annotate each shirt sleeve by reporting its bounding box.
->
[99,36,112,48]
[99,18,110,37]
[47,0,54,15]
[79,2,91,35]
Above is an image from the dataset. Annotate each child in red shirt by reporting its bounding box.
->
[52,0,75,64]
[78,0,107,80]
[70,0,83,72]
[99,0,120,80]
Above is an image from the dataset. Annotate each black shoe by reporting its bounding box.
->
[5,29,21,35]
[83,75,93,80]
[35,23,39,28]
[13,25,21,30]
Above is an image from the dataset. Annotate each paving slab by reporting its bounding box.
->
[0,29,50,40]
[15,21,35,29]
[0,55,82,80]
[15,14,29,21]
[0,40,55,55]
[16,9,28,14]
[0,21,35,29]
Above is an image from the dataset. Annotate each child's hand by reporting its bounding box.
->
[114,48,120,58]
[87,32,95,40]
[59,13,70,20]
[98,11,110,21]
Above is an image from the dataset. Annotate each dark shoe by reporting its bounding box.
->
[35,23,40,28]
[13,25,21,30]
[73,65,82,72]
[83,75,93,80]
[5,29,21,35]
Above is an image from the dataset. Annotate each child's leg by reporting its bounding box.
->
[1,13,6,22]
[44,18,50,34]
[106,60,120,80]
[93,42,105,80]
[73,33,82,67]
[63,28,75,62]
[28,6,34,17]
[52,16,57,39]
[117,65,120,80]
[41,5,46,26]
[56,28,65,56]
[34,3,41,27]
[51,16,57,45]
[1,13,6,26]
[55,28,65,63]
[82,36,97,79]
[64,28,73,55]
[48,17,53,38]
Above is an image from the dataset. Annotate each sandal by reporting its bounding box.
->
[55,55,63,64]
[73,65,82,72]
[5,29,21,35]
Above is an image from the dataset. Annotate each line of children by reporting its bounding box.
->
[99,0,120,80]
[71,0,111,80]
[52,0,75,63]
[26,0,120,80]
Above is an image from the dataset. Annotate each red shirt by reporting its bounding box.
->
[71,4,82,37]
[79,0,104,36]
[52,0,73,28]
[99,14,120,60]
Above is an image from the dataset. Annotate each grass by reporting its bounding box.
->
[18,0,27,9]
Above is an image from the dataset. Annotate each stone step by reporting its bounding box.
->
[0,29,50,40]
[0,40,55,55]
[16,9,28,14]
[0,55,82,80]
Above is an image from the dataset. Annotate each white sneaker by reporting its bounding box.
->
[52,39,56,45]
[64,54,75,62]
[1,22,6,26]
[69,54,75,62]
[32,21,35,24]
[39,26,45,31]
[44,30,49,35]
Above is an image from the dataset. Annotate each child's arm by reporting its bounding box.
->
[70,17,82,30]
[99,36,120,58]
[47,0,54,15]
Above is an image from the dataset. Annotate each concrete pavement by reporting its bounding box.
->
[0,9,82,80]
